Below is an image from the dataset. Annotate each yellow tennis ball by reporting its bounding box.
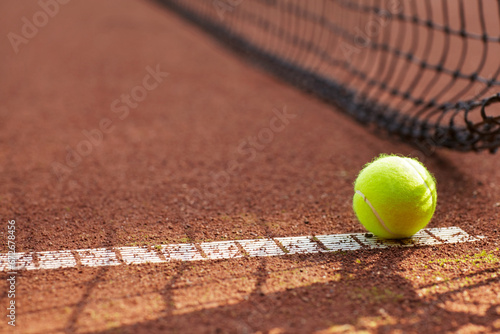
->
[353,155,437,239]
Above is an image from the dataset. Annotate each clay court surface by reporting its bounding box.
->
[1,0,499,333]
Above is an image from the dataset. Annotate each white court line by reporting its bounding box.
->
[76,248,121,267]
[0,227,484,272]
[160,243,204,261]
[200,241,242,260]
[0,252,36,271]
[315,233,362,251]
[275,236,323,254]
[238,238,285,257]
[118,247,164,265]
[37,250,77,270]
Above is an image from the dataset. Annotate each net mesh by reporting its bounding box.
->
[156,0,500,153]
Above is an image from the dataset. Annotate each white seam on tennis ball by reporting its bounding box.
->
[355,190,399,237]
[403,158,433,204]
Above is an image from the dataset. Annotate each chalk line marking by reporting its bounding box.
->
[200,241,242,260]
[0,227,483,272]
[315,233,362,251]
[160,243,204,261]
[275,236,324,254]
[118,246,165,265]
[37,250,77,270]
[76,248,121,267]
[238,238,285,257]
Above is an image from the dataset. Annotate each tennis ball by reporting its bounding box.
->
[353,155,437,239]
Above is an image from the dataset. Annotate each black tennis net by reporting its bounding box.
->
[155,0,500,153]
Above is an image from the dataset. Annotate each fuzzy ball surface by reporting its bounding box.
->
[353,155,437,239]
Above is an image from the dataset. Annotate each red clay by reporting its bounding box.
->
[0,0,498,333]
